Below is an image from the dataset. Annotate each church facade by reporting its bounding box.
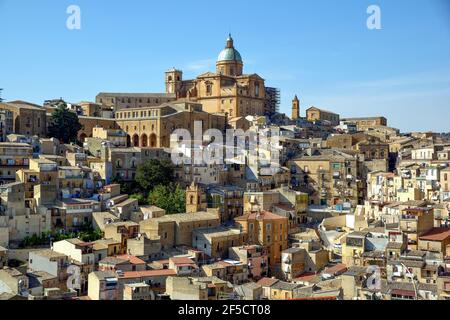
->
[165,35,268,118]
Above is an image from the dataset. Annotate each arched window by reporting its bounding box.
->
[206,83,212,96]
[132,134,139,147]
[141,134,148,147]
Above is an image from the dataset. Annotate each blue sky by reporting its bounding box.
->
[0,0,449,132]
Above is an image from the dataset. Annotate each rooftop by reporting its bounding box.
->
[419,228,450,242]
[31,249,67,259]
[235,210,288,221]
[119,269,177,279]
[193,226,242,239]
[256,277,279,287]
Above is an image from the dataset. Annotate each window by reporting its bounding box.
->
[206,83,212,95]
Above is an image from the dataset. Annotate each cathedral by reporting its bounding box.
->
[165,35,268,118]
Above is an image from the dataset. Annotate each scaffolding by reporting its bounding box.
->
[264,87,280,116]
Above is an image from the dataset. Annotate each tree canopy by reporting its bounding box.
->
[48,102,82,143]
[148,184,186,214]
[135,159,174,191]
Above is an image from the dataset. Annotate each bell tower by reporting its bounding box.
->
[165,68,183,95]
[292,95,300,120]
[186,182,207,213]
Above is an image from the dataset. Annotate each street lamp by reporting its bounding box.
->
[398,262,419,300]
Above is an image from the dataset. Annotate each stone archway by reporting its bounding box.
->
[79,133,87,143]
[132,134,139,147]
[149,133,157,148]
[141,134,148,147]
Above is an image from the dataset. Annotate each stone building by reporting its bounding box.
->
[234,211,289,267]
[0,101,47,137]
[306,106,340,126]
[114,101,226,148]
[139,210,220,249]
[77,116,118,143]
[165,35,267,118]
[289,150,362,207]
[0,142,33,183]
[341,116,387,131]
[0,109,13,142]
[95,93,176,112]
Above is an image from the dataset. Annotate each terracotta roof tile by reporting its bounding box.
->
[419,228,450,242]
[256,277,279,287]
[119,269,176,279]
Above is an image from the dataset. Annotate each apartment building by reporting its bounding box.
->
[289,150,361,207]
[0,142,32,183]
[87,270,119,300]
[399,206,435,250]
[229,245,269,280]
[104,221,140,254]
[235,211,288,267]
[192,227,245,259]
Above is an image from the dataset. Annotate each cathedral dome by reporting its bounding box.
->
[217,34,242,63]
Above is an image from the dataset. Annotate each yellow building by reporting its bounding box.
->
[235,211,288,267]
[114,101,226,148]
[342,231,368,267]
[0,101,47,136]
[269,281,302,300]
[289,151,360,206]
[341,117,387,131]
[192,227,245,259]
[0,142,33,183]
[139,210,220,249]
[16,158,58,204]
[306,106,340,126]
[166,35,267,118]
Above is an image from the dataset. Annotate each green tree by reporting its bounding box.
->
[130,193,149,205]
[148,184,186,214]
[48,102,82,143]
[135,159,174,191]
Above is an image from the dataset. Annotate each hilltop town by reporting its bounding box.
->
[0,35,449,301]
